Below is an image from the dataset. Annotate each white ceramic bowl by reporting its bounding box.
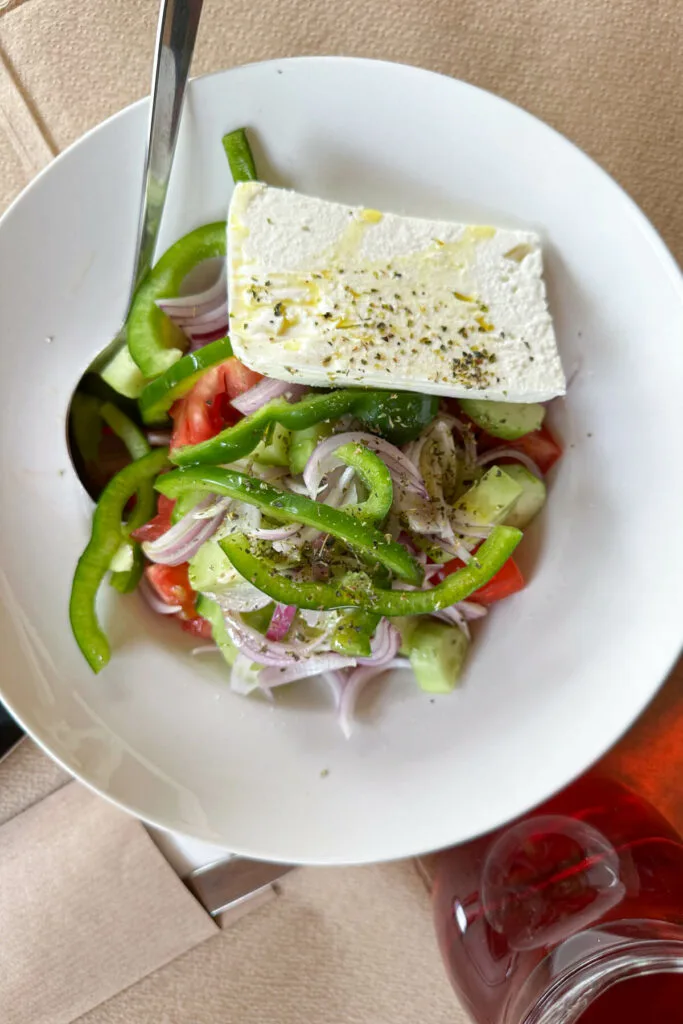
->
[1,58,682,865]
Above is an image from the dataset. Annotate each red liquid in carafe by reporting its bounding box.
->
[575,971,683,1024]
[433,775,683,1024]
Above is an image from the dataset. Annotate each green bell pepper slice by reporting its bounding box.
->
[222,128,257,183]
[70,395,153,592]
[219,526,522,615]
[328,609,381,657]
[109,545,145,594]
[127,222,227,379]
[98,401,154,592]
[138,335,233,425]
[333,442,393,524]
[98,401,150,462]
[155,466,421,584]
[70,447,170,672]
[171,389,438,467]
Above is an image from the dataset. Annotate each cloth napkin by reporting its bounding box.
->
[0,0,682,1021]
[0,773,218,1024]
[0,742,457,1024]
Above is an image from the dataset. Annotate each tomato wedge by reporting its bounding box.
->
[439,555,525,604]
[180,616,213,639]
[144,563,211,636]
[131,494,175,543]
[145,563,197,618]
[170,357,262,449]
[469,557,525,604]
[505,425,562,475]
[222,358,262,399]
[475,424,562,475]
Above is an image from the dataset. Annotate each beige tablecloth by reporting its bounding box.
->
[0,0,682,1021]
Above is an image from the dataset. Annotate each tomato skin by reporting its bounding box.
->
[144,563,197,618]
[221,358,262,399]
[169,357,262,449]
[439,555,525,604]
[131,495,175,543]
[505,425,562,475]
[180,615,213,639]
[474,424,562,475]
[470,557,525,604]
[446,401,563,477]
[143,564,211,637]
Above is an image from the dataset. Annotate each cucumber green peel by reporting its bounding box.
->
[458,398,545,440]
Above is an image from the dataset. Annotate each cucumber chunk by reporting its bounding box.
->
[406,620,469,694]
[189,540,234,592]
[171,489,209,524]
[459,399,545,440]
[252,421,291,467]
[195,594,237,667]
[497,464,547,529]
[289,423,334,475]
[453,467,523,527]
[101,345,147,400]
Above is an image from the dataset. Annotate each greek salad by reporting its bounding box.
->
[69,128,565,737]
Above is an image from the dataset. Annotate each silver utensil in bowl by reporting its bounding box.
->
[68,0,204,496]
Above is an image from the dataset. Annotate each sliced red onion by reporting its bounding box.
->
[188,327,230,350]
[156,267,226,316]
[448,518,493,540]
[338,658,411,739]
[415,535,473,563]
[139,575,182,615]
[303,431,427,502]
[251,523,301,541]
[282,477,310,496]
[438,413,478,469]
[231,460,289,483]
[146,429,172,447]
[174,300,228,329]
[433,606,470,639]
[316,464,355,508]
[357,618,401,666]
[156,266,230,351]
[457,600,488,620]
[142,496,228,566]
[423,562,445,580]
[258,655,357,689]
[222,611,326,667]
[322,670,348,710]
[450,541,473,563]
[231,378,307,415]
[477,447,543,479]
[404,496,457,543]
[266,604,297,641]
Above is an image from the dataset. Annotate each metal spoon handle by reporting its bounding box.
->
[130,0,204,300]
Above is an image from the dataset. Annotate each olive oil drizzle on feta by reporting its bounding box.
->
[231,210,502,389]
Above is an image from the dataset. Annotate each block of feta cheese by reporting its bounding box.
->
[227,182,565,402]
